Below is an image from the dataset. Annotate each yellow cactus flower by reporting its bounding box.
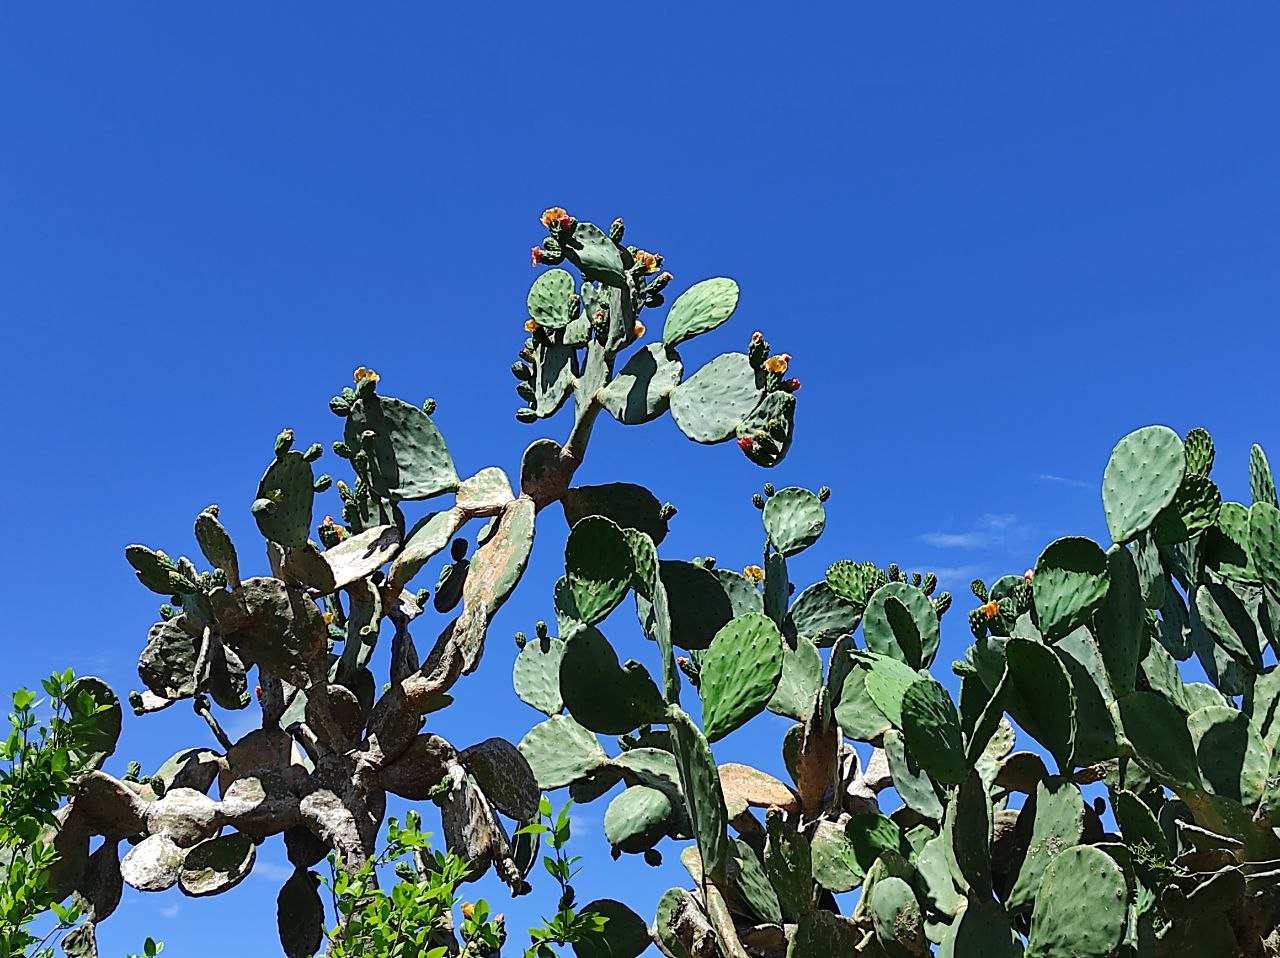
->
[460,902,475,920]
[632,249,661,274]
[524,319,540,333]
[322,611,335,625]
[743,565,765,583]
[354,367,380,384]
[633,321,646,338]
[980,599,1000,621]
[540,207,571,229]
[763,354,791,375]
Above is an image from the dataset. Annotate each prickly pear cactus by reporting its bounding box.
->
[46,208,801,957]
[515,423,1280,957]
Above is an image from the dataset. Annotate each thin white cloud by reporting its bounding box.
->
[1034,473,1091,490]
[254,860,296,882]
[161,903,180,919]
[918,514,1033,550]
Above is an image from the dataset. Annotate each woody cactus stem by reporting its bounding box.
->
[52,208,794,957]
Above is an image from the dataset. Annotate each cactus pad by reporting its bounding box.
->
[1102,425,1186,543]
[1032,536,1109,642]
[513,634,566,716]
[1026,845,1126,957]
[599,343,683,426]
[661,277,739,347]
[563,482,671,545]
[527,268,576,328]
[762,486,826,556]
[669,352,763,444]
[699,612,784,742]
[900,677,967,785]
[179,833,255,897]
[559,626,666,735]
[518,714,608,790]
[863,582,939,668]
[668,706,730,883]
[1005,637,1076,772]
[564,516,635,627]
[786,581,861,648]
[253,450,314,548]
[345,393,458,501]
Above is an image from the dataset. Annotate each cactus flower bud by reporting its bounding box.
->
[751,331,764,344]
[1023,568,1034,581]
[514,631,527,649]
[530,246,544,266]
[254,685,262,700]
[609,217,625,242]
[737,436,755,452]
[782,378,801,393]
[516,407,538,423]
[763,483,775,497]
[980,599,1000,621]
[524,319,540,333]
[752,492,765,509]
[303,442,324,462]
[743,565,765,583]
[817,485,831,501]
[274,429,295,457]
[314,474,333,493]
[644,849,663,867]
[633,321,645,338]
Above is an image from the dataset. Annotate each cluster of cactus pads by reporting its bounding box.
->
[41,208,1280,956]
[47,210,800,956]
[517,421,1280,957]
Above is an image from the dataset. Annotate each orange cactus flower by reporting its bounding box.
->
[460,902,475,920]
[524,319,540,333]
[980,599,1000,621]
[763,354,791,375]
[743,565,765,583]
[633,321,646,338]
[354,367,380,384]
[632,249,661,274]
[322,611,335,625]
[540,207,571,229]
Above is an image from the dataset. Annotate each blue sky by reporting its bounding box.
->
[3,3,1279,954]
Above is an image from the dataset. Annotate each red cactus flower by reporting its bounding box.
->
[783,378,801,392]
[737,436,755,452]
[530,246,543,266]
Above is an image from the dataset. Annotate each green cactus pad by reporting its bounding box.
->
[611,747,682,797]
[668,706,730,883]
[1032,536,1109,642]
[1102,425,1186,544]
[599,343,683,426]
[387,508,464,591]
[1195,580,1262,670]
[603,785,676,853]
[762,487,826,556]
[517,714,608,790]
[765,811,813,921]
[653,888,694,958]
[768,635,822,722]
[345,393,458,502]
[884,728,944,821]
[831,651,892,742]
[863,652,925,729]
[1185,427,1215,476]
[276,868,324,958]
[825,560,885,613]
[788,911,859,958]
[1187,705,1268,805]
[699,612,784,742]
[253,450,314,548]
[1250,501,1280,601]
[1026,845,1126,958]
[810,820,863,893]
[1094,544,1143,694]
[938,899,1023,958]
[944,771,993,900]
[917,837,964,921]
[564,516,635,627]
[869,876,926,958]
[669,352,763,444]
[1155,473,1222,544]
[1204,500,1258,583]
[1005,637,1076,772]
[66,677,121,770]
[513,635,565,716]
[1118,691,1201,790]
[562,221,625,287]
[864,582,940,668]
[786,582,861,647]
[194,508,239,585]
[527,268,576,328]
[651,560,735,651]
[1113,787,1167,859]
[735,390,796,468]
[900,677,967,785]
[563,482,671,546]
[213,578,326,685]
[1252,444,1278,507]
[661,277,739,347]
[1051,628,1123,765]
[179,833,256,897]
[730,839,783,925]
[532,342,576,419]
[138,619,199,701]
[572,899,651,958]
[560,626,666,735]
[1006,777,1085,912]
